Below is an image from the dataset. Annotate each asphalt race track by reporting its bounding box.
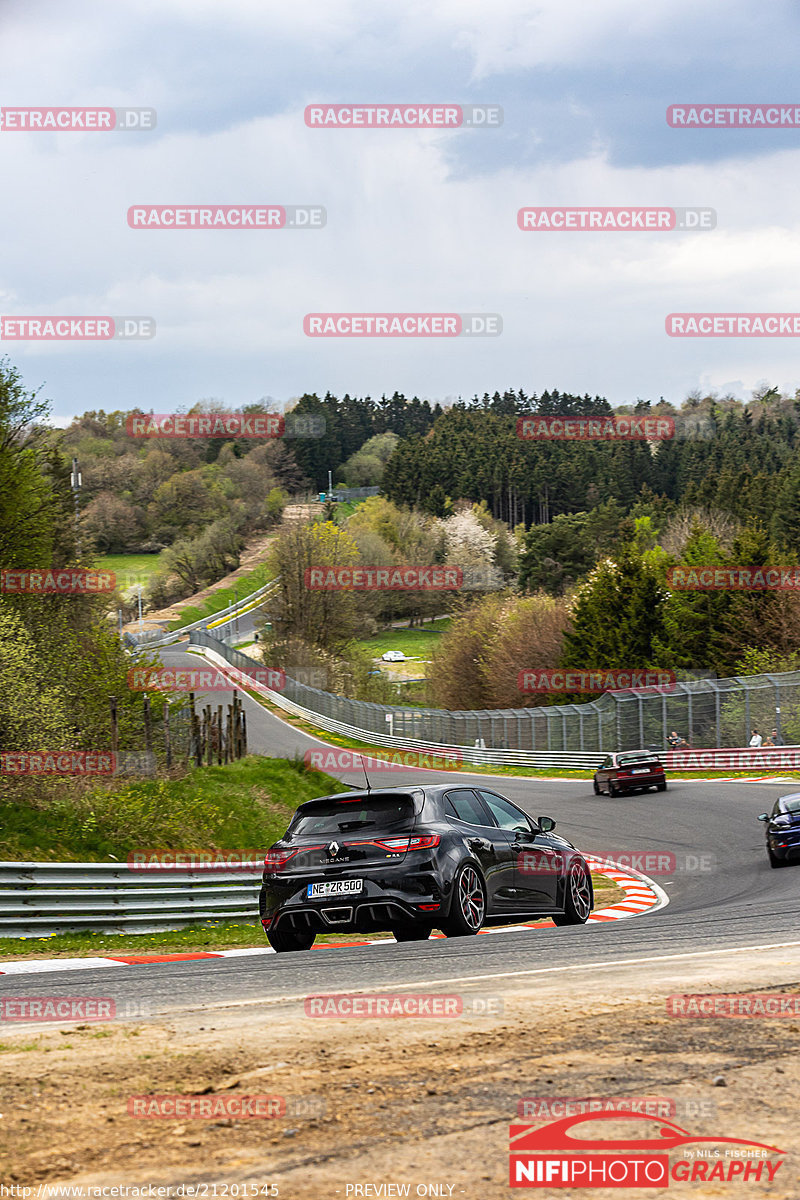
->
[4,643,799,1014]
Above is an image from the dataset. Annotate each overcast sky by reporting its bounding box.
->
[2,0,800,424]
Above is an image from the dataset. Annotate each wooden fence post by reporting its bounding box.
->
[143,695,153,755]
[164,703,172,769]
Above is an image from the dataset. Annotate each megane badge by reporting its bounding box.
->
[327,841,340,857]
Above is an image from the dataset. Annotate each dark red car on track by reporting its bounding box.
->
[593,750,667,797]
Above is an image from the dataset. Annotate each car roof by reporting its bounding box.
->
[296,782,513,807]
[778,792,800,804]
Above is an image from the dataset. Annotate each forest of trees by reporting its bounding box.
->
[8,352,800,713]
[0,359,161,760]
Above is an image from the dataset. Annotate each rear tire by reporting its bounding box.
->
[609,782,619,797]
[593,779,601,795]
[392,924,433,942]
[768,847,788,869]
[441,862,486,937]
[656,782,667,792]
[267,926,316,952]
[552,858,593,925]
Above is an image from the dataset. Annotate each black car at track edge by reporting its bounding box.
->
[259,784,593,952]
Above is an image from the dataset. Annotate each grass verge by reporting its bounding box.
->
[96,553,165,591]
[168,563,274,632]
[357,618,450,661]
[0,756,348,862]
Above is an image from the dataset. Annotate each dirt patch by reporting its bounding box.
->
[1,947,798,1196]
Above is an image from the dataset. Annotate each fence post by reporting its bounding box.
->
[744,684,750,745]
[109,697,118,754]
[217,705,223,765]
[164,703,172,769]
[143,695,153,756]
[189,693,202,766]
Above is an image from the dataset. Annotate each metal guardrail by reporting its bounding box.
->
[126,578,279,650]
[0,861,261,937]
[191,635,609,767]
[189,630,800,760]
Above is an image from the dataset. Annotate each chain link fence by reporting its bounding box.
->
[189,631,800,752]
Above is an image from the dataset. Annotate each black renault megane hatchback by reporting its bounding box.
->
[259,784,593,951]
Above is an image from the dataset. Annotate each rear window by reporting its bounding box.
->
[287,794,416,837]
[617,752,659,766]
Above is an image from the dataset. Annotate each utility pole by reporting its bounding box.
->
[70,458,82,556]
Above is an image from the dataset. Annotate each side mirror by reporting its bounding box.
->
[538,816,556,833]
[757,813,769,822]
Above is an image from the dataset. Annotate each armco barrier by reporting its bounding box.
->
[126,578,280,650]
[0,855,662,940]
[190,635,607,768]
[665,746,800,771]
[188,630,800,759]
[0,861,261,937]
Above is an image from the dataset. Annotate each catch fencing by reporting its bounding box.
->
[189,631,800,757]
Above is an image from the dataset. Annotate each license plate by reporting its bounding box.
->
[307,879,362,899]
[631,767,651,774]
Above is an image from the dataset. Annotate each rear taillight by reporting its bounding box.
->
[374,834,440,852]
[263,849,298,871]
